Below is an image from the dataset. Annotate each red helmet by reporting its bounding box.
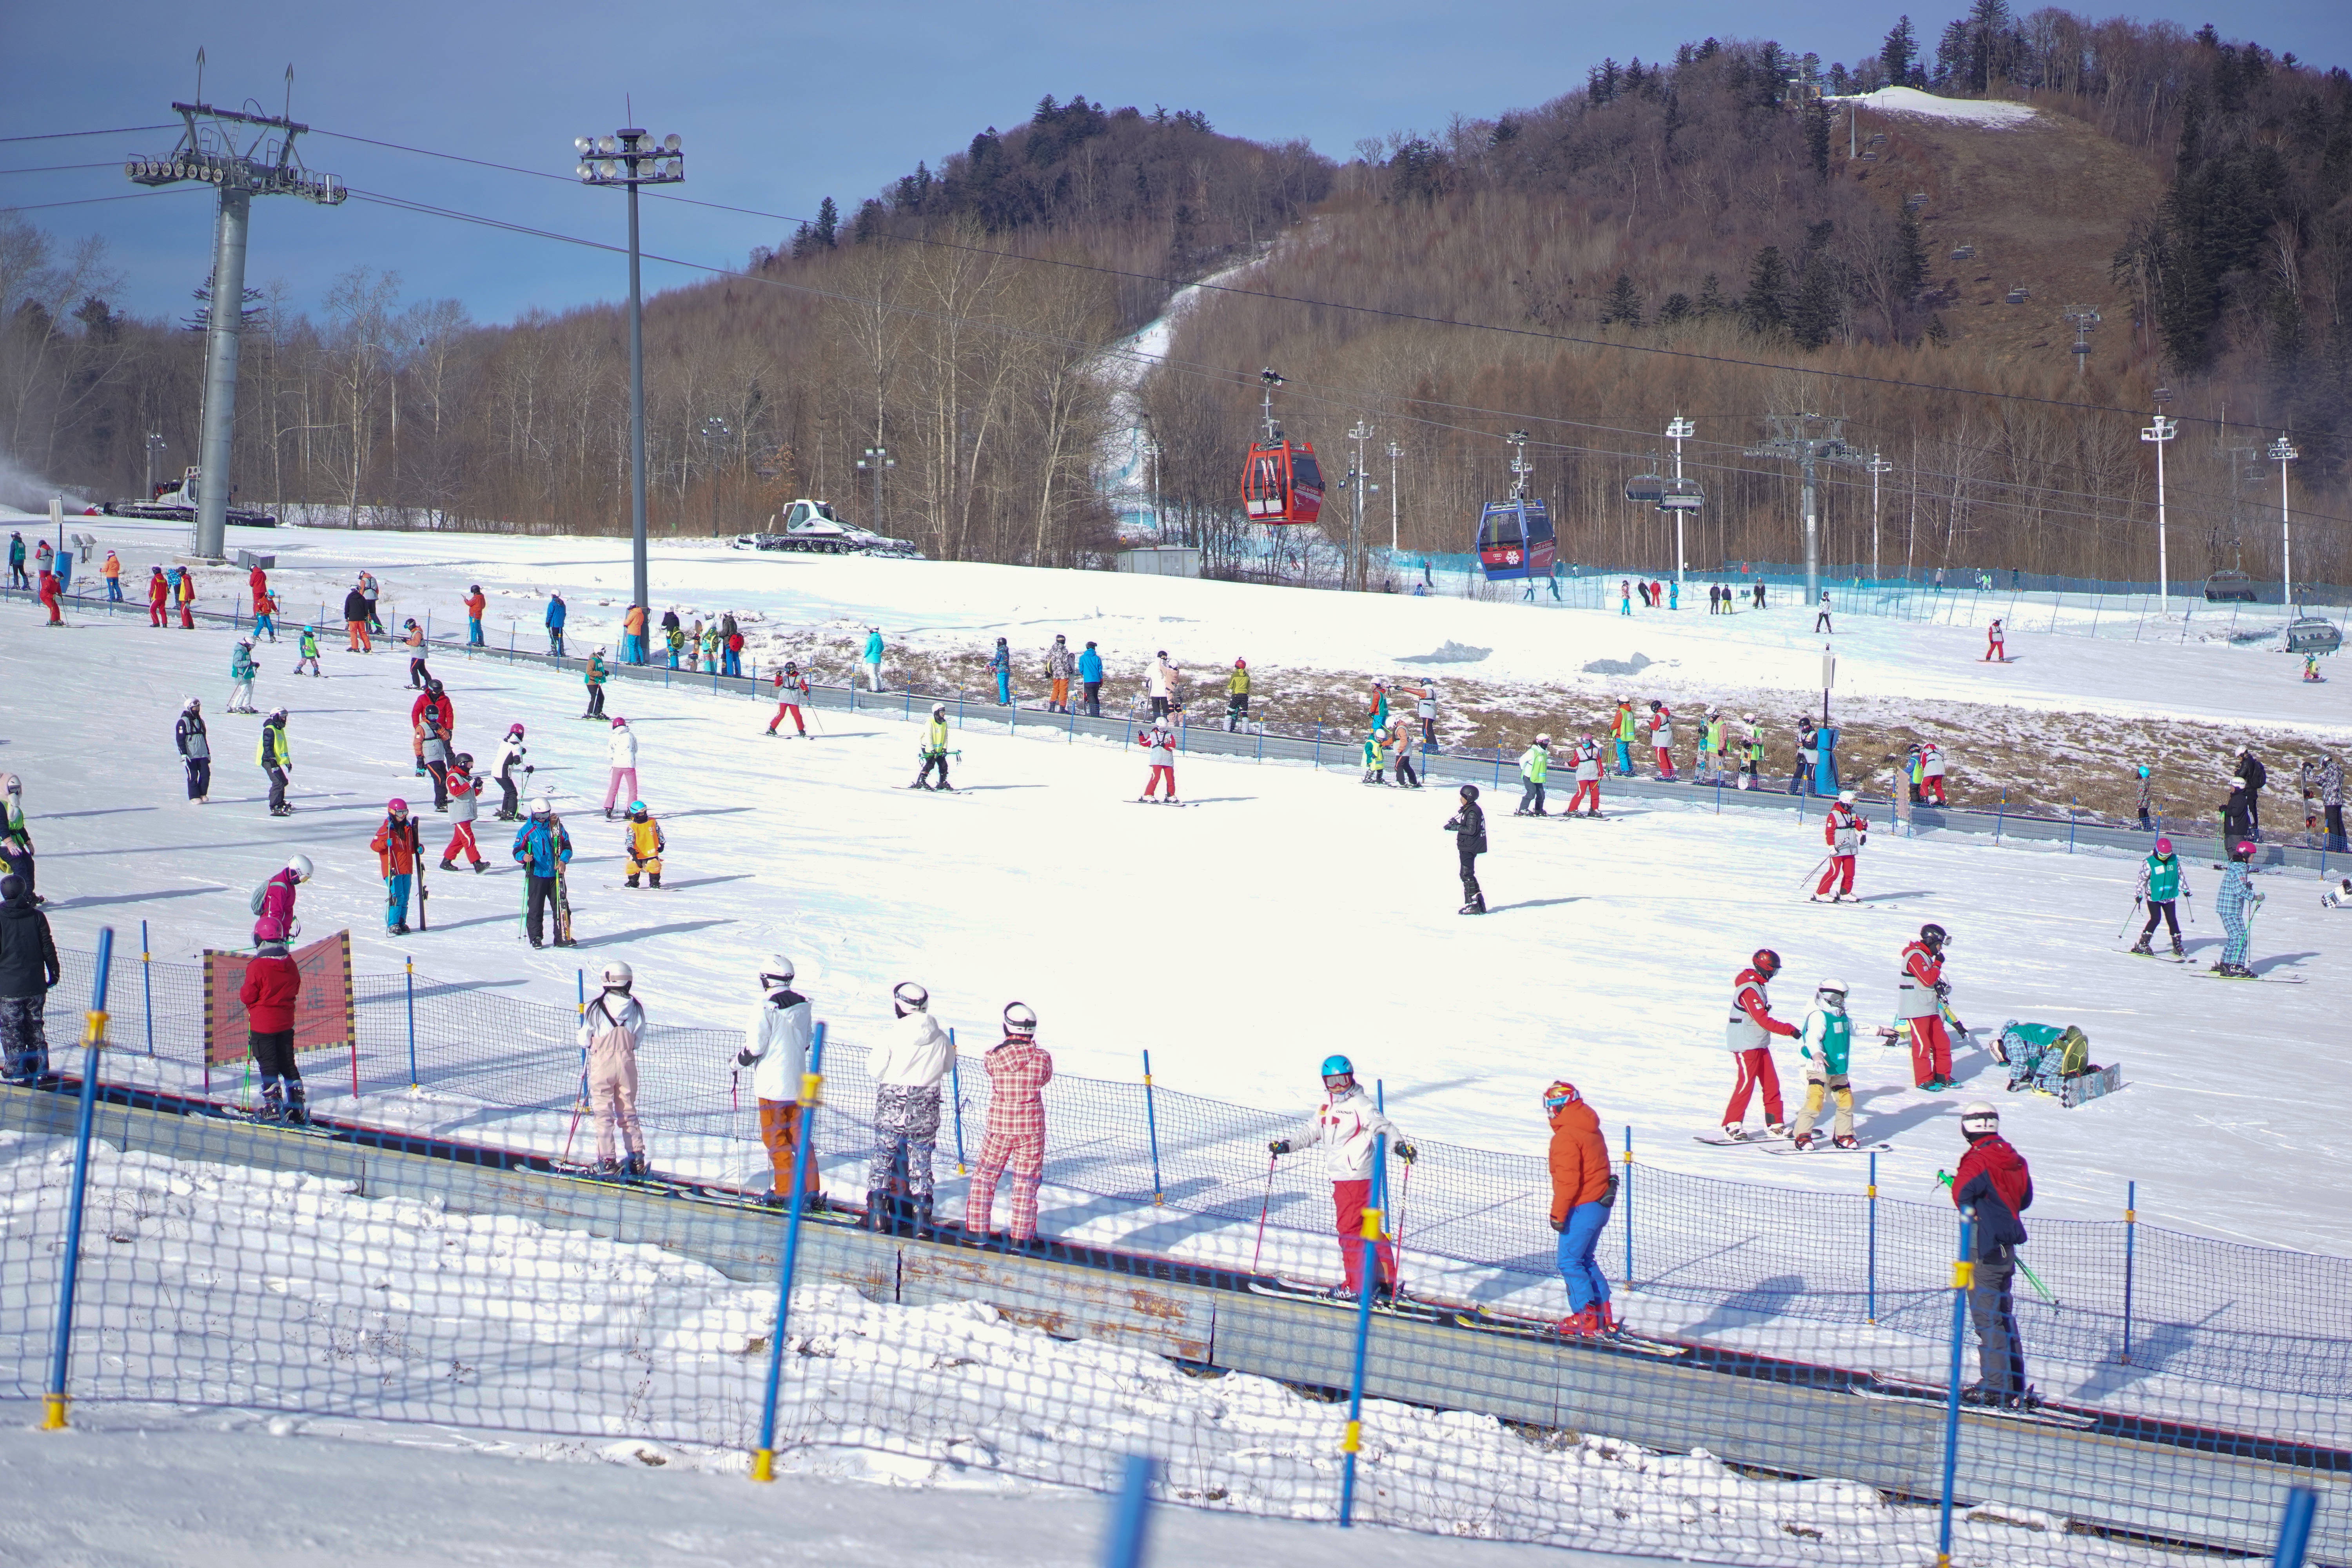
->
[1542,1080,1581,1111]
[1750,948,1782,978]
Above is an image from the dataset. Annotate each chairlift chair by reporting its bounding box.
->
[2285,617,2342,655]
[1239,368,1324,525]
[2202,570,2258,604]
[2005,284,2030,305]
[1624,472,1667,506]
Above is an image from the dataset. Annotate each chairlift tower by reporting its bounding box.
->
[1346,420,1376,590]
[1864,449,1895,581]
[1665,416,1694,585]
[2270,434,2299,610]
[125,58,346,561]
[2141,406,2177,615]
[1744,413,1862,603]
[2063,307,2100,377]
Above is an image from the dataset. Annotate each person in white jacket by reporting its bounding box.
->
[865,980,953,1233]
[1270,1054,1417,1297]
[579,962,648,1177]
[602,715,638,819]
[736,954,814,1205]
[1146,651,1176,719]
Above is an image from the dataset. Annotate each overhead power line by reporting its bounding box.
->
[0,125,176,144]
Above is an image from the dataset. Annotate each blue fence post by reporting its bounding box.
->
[1938,1209,1976,1566]
[2068,798,2078,854]
[1312,724,1321,768]
[751,1020,826,1482]
[1141,1050,1164,1205]
[139,918,154,1054]
[2274,1486,2318,1568]
[1867,1150,1879,1323]
[948,1029,968,1174]
[1338,1133,1387,1528]
[2122,1180,2137,1365]
[1103,1454,1160,1568]
[1995,789,2007,845]
[41,925,114,1431]
[1621,1125,1634,1287]
[405,955,418,1087]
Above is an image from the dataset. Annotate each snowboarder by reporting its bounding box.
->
[601,715,637,818]
[490,724,530,820]
[1568,735,1604,817]
[1952,1101,2033,1408]
[1985,619,2006,662]
[1268,1054,1416,1297]
[1224,657,1249,731]
[1078,640,1103,716]
[767,662,810,735]
[294,624,322,677]
[0,873,58,1083]
[583,648,609,719]
[1139,716,1179,801]
[1722,948,1796,1140]
[580,961,649,1177]
[370,799,421,936]
[1514,734,1552,815]
[1647,701,1677,780]
[913,704,954,791]
[176,697,212,802]
[2129,837,2189,959]
[514,799,573,949]
[988,636,1013,705]
[258,708,294,816]
[1812,789,1867,902]
[1544,1079,1615,1334]
[737,955,815,1205]
[544,592,567,657]
[1789,977,1860,1150]
[410,679,454,781]
[862,626,885,691]
[239,937,306,1123]
[1445,783,1487,914]
[964,1002,1053,1243]
[1898,922,1957,1089]
[2213,840,2264,978]
[865,978,952,1232]
[464,585,486,646]
[621,800,664,888]
[441,756,486,872]
[342,583,372,652]
[253,854,311,945]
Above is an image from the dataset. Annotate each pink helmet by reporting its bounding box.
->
[2154,836,2173,855]
[387,797,409,812]
[610,716,626,728]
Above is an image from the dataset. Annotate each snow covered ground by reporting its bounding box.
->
[1829,86,2040,129]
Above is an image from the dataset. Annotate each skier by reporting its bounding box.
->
[545,592,567,657]
[580,962,649,1177]
[370,798,421,936]
[402,619,430,688]
[1637,581,1652,608]
[175,565,196,628]
[2213,840,2264,978]
[410,679,454,781]
[440,755,486,872]
[147,565,169,626]
[1366,680,1389,732]
[1952,1101,2034,1408]
[252,854,311,945]
[1619,579,1632,615]
[1567,735,1604,817]
[1224,658,1249,731]
[2132,763,2153,830]
[1360,727,1386,787]
[988,636,1013,705]
[1921,741,1947,806]
[964,1002,1054,1244]
[2221,774,2257,846]
[2129,837,2189,958]
[1044,635,1074,714]
[2236,748,2268,839]
[175,697,212,802]
[0,873,60,1083]
[1814,589,1833,634]
[491,724,531,820]
[293,624,322,677]
[1647,701,1677,780]
[1789,977,1860,1150]
[465,585,486,646]
[583,648,609,719]
[720,612,742,677]
[1612,698,1638,777]
[1388,724,1421,789]
[1898,922,1957,1089]
[865,978,953,1232]
[1812,789,1867,902]
[600,715,638,819]
[1445,783,1488,914]
[862,626,885,691]
[1544,1079,1615,1334]
[1741,715,1765,788]
[701,622,722,674]
[1414,682,1438,750]
[1788,715,1817,794]
[766,662,809,736]
[1514,734,1552,815]
[34,565,61,625]
[1139,716,1179,801]
[1078,639,1103,716]
[736,954,815,1205]
[418,704,454,811]
[912,703,954,791]
[357,570,383,635]
[514,799,574,949]
[342,582,372,652]
[1722,948,1796,1140]
[258,707,294,816]
[622,800,664,888]
[1985,619,2006,662]
[1146,651,1175,719]
[4,533,21,590]
[251,584,278,642]
[1696,708,1725,785]
[239,937,306,1123]
[1267,1055,1416,1298]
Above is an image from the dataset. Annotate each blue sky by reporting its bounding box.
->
[9,0,2347,327]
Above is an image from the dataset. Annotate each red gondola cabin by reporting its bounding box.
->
[1242,439,1324,525]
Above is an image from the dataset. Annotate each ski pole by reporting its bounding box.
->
[2017,1257,2058,1305]
[2116,895,2143,941]
[1249,1151,1277,1275]
[1390,1157,1414,1299]
[1797,855,1830,892]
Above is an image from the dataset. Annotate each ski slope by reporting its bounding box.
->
[4,515,2346,1261]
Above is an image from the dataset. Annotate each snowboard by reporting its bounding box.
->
[1693,1130,1791,1148]
[1760,1138,1893,1156]
[1132,798,1197,807]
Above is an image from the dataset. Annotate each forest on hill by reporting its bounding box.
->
[3,6,2348,586]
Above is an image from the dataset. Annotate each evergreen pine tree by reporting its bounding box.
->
[1789,257,1843,349]
[1879,17,1918,86]
[1740,247,1790,338]
[1601,274,1644,327]
[1695,273,1729,320]
[1805,100,1831,180]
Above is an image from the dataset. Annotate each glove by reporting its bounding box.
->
[1600,1174,1620,1209]
[736,1048,759,1068]
[1934,980,1951,1000]
[1268,1139,1291,1156]
[1396,1142,1418,1163]
[1549,1215,1565,1233]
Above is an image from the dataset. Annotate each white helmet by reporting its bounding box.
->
[893,980,929,1013]
[1535,733,1551,745]
[759,954,795,988]
[1817,977,1848,1004]
[601,961,633,990]
[287,854,314,882]
[532,796,555,817]
[932,703,947,717]
[1838,789,1857,805]
[1960,1102,2000,1138]
[183,696,200,710]
[1002,1001,1037,1037]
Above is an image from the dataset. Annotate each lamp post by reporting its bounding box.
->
[857,445,894,532]
[1386,440,1403,554]
[2269,434,2298,611]
[1141,430,1165,541]
[698,415,731,537]
[1666,416,1694,585]
[573,126,684,621]
[1864,449,1894,582]
[2141,408,2176,615]
[1346,421,1375,590]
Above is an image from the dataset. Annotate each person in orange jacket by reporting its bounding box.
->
[100,550,123,603]
[622,602,648,665]
[1545,1080,1617,1336]
[464,584,487,647]
[369,798,421,935]
[176,565,196,628]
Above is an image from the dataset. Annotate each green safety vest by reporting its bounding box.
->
[2144,853,2181,902]
[1804,1008,1853,1075]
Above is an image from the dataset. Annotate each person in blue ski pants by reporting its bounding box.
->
[1546,1080,1616,1334]
[988,637,1011,705]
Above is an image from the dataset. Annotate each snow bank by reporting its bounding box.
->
[1834,87,2038,128]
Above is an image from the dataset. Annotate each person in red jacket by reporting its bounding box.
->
[238,938,306,1122]
[1898,922,1957,1089]
[1721,948,1797,1139]
[1813,789,1866,902]
[147,566,169,627]
[410,681,455,779]
[1952,1101,2033,1406]
[34,566,62,625]
[1984,619,2006,662]
[1546,1080,1617,1336]
[767,662,809,737]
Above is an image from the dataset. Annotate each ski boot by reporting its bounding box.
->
[647,872,660,888]
[256,1083,286,1124]
[2127,936,2152,955]
[440,858,458,873]
[592,1157,621,1178]
[1835,891,1861,902]
[1766,1122,1792,1139]
[625,873,640,888]
[285,1082,309,1128]
[623,1152,649,1179]
[2169,940,2184,960]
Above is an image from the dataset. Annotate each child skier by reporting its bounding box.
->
[1741,715,1765,789]
[1647,701,1677,780]
[369,798,420,936]
[1140,716,1178,801]
[767,662,809,736]
[252,853,310,944]
[1445,784,1487,914]
[1612,698,1638,777]
[1568,735,1604,817]
[1361,727,1387,787]
[737,955,816,1204]
[440,754,486,872]
[2213,841,2264,978]
[913,704,953,791]
[583,648,610,719]
[294,625,323,677]
[865,978,952,1232]
[514,798,574,949]
[1898,922,1957,1089]
[964,1002,1054,1243]
[1387,724,1420,789]
[622,800,664,888]
[252,586,278,642]
[1789,977,1859,1150]
[403,619,429,688]
[258,708,294,817]
[579,961,649,1177]
[1722,948,1796,1140]
[602,716,637,819]
[1268,1054,1417,1298]
[1812,790,1867,902]
[1225,658,1249,731]
[491,724,529,820]
[227,639,258,713]
[176,698,211,802]
[2129,836,2189,958]
[1544,1079,1616,1336]
[239,938,306,1123]
[1515,734,1552,814]
[988,636,1012,704]
[1046,635,1074,714]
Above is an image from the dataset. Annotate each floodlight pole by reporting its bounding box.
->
[1347,420,1374,590]
[1387,440,1403,554]
[1666,416,1693,585]
[2141,411,2176,615]
[1865,449,1895,582]
[2270,434,2298,610]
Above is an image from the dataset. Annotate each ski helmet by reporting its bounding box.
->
[405,619,417,628]
[287,854,314,881]
[784,661,799,673]
[602,961,633,990]
[427,679,443,695]
[238,636,252,649]
[2232,840,2258,861]
[456,753,474,769]
[2136,764,2151,779]
[508,722,526,737]
[2230,775,2247,789]
[759,955,795,987]
[1535,733,1551,745]
[1751,948,1782,978]
[387,797,408,813]
[1817,977,1849,1005]
[611,715,626,728]
[1542,1080,1581,1110]
[1960,1102,2000,1139]
[1234,657,1246,668]
[1919,923,1949,949]
[1742,713,1757,724]
[1460,783,1479,801]
[931,703,947,718]
[470,584,480,593]
[893,980,929,1013]
[1002,1001,1037,1037]
[530,797,552,817]
[2154,836,2174,855]
[627,800,646,816]
[268,707,286,720]
[182,696,200,710]
[1838,789,1857,805]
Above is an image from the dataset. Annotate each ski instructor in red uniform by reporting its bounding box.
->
[1899,922,1958,1089]
[1721,948,1797,1141]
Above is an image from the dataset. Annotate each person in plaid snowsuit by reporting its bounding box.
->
[964,1005,1053,1241]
